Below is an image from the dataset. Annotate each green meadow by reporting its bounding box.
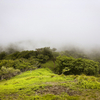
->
[0,68,100,100]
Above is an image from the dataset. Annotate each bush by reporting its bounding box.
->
[56,56,99,75]
[0,58,40,72]
[56,56,75,74]
[0,66,21,80]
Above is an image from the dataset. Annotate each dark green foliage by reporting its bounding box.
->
[5,50,37,60]
[56,56,99,75]
[42,47,53,58]
[73,58,99,75]
[14,58,39,71]
[36,47,52,63]
[37,54,49,63]
[0,58,39,72]
[0,46,100,77]
[36,47,59,63]
[6,51,20,60]
[2,47,59,63]
[56,56,75,74]
[0,51,7,60]
[17,50,36,59]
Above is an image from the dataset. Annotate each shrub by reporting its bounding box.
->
[56,56,75,74]
[56,56,99,75]
[0,66,21,80]
[0,60,15,69]
[0,58,39,72]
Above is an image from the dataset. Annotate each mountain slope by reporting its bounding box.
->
[0,68,100,100]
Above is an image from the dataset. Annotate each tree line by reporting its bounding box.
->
[0,47,100,80]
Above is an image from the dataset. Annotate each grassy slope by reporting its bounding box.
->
[0,68,100,100]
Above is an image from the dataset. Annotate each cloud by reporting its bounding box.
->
[0,0,100,51]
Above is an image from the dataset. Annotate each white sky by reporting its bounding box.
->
[0,0,100,50]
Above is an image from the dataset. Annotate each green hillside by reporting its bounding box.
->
[0,68,100,100]
[0,47,100,100]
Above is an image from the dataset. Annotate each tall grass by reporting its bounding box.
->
[77,75,100,89]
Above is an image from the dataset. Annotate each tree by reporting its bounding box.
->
[56,56,99,75]
[56,56,75,74]
[0,51,7,60]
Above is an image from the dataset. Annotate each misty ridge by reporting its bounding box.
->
[0,39,100,80]
[0,40,100,63]
[0,1,100,63]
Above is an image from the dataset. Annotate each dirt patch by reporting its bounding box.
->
[36,85,81,96]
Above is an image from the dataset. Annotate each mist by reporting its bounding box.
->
[0,0,100,53]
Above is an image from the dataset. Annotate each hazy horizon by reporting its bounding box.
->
[0,0,100,52]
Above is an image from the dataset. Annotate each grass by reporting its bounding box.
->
[41,60,58,71]
[0,68,100,100]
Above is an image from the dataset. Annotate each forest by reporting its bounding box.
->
[0,47,100,80]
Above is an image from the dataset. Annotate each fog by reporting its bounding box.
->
[0,0,100,52]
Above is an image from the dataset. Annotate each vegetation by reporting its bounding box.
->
[0,68,100,100]
[0,47,100,99]
[56,56,99,75]
[0,47,100,76]
[0,66,20,80]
